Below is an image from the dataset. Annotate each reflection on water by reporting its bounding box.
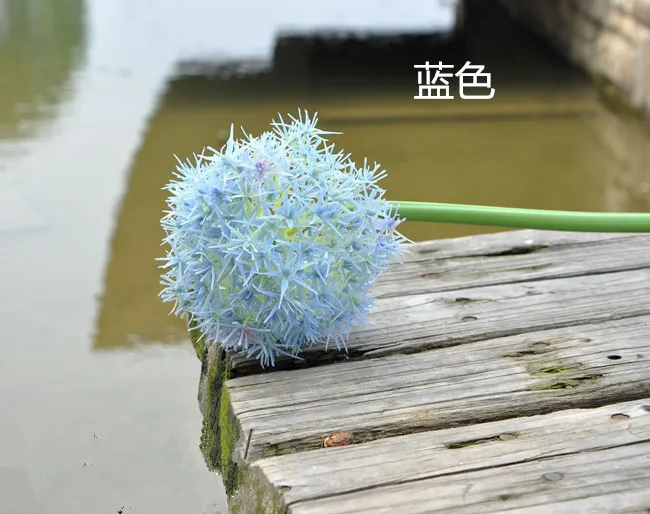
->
[0,0,85,140]
[2,0,650,512]
[91,10,462,352]
[93,0,650,351]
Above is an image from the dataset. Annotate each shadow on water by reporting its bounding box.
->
[93,0,650,351]
[0,0,85,141]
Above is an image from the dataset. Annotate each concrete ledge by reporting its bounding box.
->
[497,0,650,116]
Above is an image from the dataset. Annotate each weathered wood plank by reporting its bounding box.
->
[374,232,650,299]
[394,230,633,262]
[199,231,638,379]
[293,445,650,514]
[229,265,650,371]
[223,233,650,373]
[195,231,650,509]
[227,314,650,466]
[231,399,650,513]
[358,267,650,357]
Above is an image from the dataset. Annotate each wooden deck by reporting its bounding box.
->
[196,229,650,514]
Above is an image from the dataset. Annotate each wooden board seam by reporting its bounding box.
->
[283,436,650,510]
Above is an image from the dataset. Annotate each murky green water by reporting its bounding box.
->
[2,0,650,512]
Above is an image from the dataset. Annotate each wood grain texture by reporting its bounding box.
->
[229,315,650,463]
[227,231,650,371]
[233,399,650,513]
[374,232,650,299]
[292,443,650,514]
[196,230,650,513]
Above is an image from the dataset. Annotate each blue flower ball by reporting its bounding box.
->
[159,111,407,366]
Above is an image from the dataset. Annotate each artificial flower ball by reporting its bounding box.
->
[159,111,407,367]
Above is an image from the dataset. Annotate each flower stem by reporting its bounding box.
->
[389,201,650,233]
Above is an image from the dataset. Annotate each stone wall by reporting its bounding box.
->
[496,0,650,115]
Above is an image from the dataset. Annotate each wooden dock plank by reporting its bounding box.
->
[233,399,650,513]
[356,267,650,358]
[229,266,650,370]
[220,230,650,375]
[229,315,650,463]
[195,231,650,512]
[396,230,632,260]
[374,232,650,299]
[225,235,650,372]
[291,444,650,514]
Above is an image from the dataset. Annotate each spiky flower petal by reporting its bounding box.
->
[159,111,408,367]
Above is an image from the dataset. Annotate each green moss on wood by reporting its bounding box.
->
[220,387,237,474]
[198,344,244,495]
[527,359,581,376]
[230,466,286,514]
[530,365,574,376]
[188,319,206,361]
[529,374,601,391]
[199,352,222,470]
[523,355,602,391]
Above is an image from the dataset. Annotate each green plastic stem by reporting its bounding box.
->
[389,201,650,233]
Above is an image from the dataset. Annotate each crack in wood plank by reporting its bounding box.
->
[374,234,650,299]
[227,266,650,374]
[230,400,650,513]
[225,316,650,467]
